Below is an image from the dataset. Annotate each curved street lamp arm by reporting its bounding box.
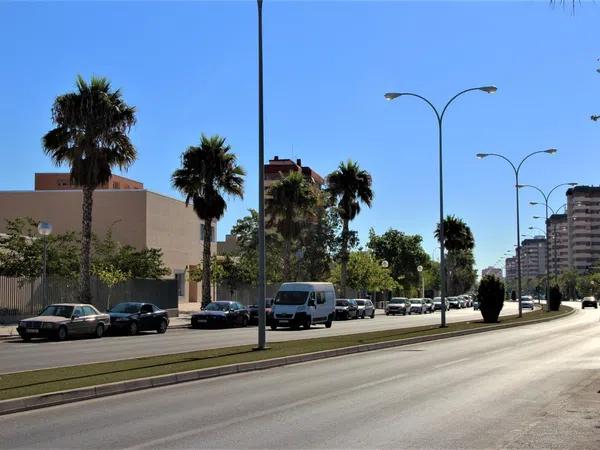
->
[480,153,517,175]
[440,87,486,120]
[519,184,548,204]
[548,183,575,202]
[516,150,552,174]
[396,93,441,121]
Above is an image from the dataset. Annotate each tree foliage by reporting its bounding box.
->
[330,252,397,295]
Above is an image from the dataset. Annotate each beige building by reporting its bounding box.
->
[35,173,143,191]
[505,256,517,282]
[520,236,547,279]
[481,266,503,279]
[0,174,216,303]
[546,213,569,277]
[567,186,600,273]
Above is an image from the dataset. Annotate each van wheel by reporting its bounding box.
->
[325,319,332,328]
[303,317,311,330]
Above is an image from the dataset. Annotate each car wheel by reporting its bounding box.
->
[270,321,278,330]
[157,319,168,334]
[303,316,311,330]
[94,324,104,339]
[128,321,139,336]
[242,316,248,328]
[56,326,68,341]
[21,334,31,342]
[385,312,389,316]
[370,311,375,319]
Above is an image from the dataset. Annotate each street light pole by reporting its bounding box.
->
[385,85,496,328]
[256,0,267,350]
[417,265,424,297]
[521,182,577,311]
[476,149,557,318]
[37,222,52,308]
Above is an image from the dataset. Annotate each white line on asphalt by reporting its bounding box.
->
[433,357,471,369]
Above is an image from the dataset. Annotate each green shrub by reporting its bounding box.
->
[478,275,505,323]
[548,285,562,311]
[511,290,516,302]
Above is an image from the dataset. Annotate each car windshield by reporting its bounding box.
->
[205,303,230,311]
[336,300,349,306]
[274,291,308,305]
[356,300,365,306]
[434,297,441,302]
[410,299,422,304]
[110,303,141,314]
[390,299,406,304]
[39,305,74,318]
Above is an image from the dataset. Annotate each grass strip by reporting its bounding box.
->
[0,305,571,401]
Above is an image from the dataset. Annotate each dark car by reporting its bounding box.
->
[17,303,110,341]
[191,301,249,328]
[248,298,273,325]
[108,302,169,335]
[335,299,359,320]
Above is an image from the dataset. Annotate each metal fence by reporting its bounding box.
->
[0,276,178,323]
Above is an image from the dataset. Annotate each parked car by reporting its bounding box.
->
[108,302,169,335]
[582,296,598,309]
[335,299,359,320]
[409,298,428,314]
[423,298,434,313]
[385,297,409,315]
[461,295,473,308]
[191,301,249,328]
[271,282,335,330]
[355,299,375,319]
[432,297,450,311]
[248,298,273,325]
[473,299,480,310]
[447,297,462,309]
[521,296,535,310]
[17,303,110,341]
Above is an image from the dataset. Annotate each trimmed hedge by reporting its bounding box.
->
[478,275,505,323]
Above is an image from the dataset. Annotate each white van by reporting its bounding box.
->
[271,282,336,330]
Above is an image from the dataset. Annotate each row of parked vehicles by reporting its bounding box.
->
[17,302,170,341]
[385,295,476,315]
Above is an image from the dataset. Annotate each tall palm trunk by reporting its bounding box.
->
[80,185,94,303]
[340,219,350,297]
[202,220,213,307]
[283,235,292,281]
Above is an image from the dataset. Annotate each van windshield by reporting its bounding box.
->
[274,291,308,306]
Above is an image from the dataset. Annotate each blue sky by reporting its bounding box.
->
[1,1,599,274]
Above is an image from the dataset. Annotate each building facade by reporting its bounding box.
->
[481,266,503,279]
[567,186,600,274]
[0,174,216,303]
[505,256,517,282]
[520,236,547,279]
[264,156,324,196]
[546,213,569,277]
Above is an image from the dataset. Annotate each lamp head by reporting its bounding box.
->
[530,202,539,205]
[568,182,578,186]
[384,93,402,101]
[516,184,525,189]
[37,222,52,237]
[545,148,558,154]
[476,153,489,159]
[479,86,497,94]
[533,216,542,219]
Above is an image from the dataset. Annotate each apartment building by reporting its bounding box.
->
[546,213,569,277]
[0,173,216,303]
[264,156,325,196]
[520,236,547,279]
[505,256,517,282]
[566,186,600,273]
[481,266,503,279]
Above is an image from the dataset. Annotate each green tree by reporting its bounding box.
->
[172,134,245,306]
[327,160,373,296]
[477,275,505,323]
[0,217,79,280]
[266,171,316,281]
[42,75,137,302]
[559,269,578,300]
[367,228,429,295]
[93,265,130,310]
[330,252,397,296]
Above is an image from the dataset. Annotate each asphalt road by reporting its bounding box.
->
[0,303,527,374]
[1,303,598,449]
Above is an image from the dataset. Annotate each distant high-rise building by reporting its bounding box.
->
[566,186,600,273]
[547,213,569,277]
[481,266,503,279]
[505,256,517,282]
[520,236,547,279]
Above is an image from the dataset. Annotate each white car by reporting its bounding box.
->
[355,299,375,319]
[408,298,429,314]
[521,296,534,310]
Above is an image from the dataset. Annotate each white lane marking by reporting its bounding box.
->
[433,357,471,369]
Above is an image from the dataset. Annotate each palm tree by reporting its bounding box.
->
[172,134,245,306]
[266,171,316,281]
[435,215,475,252]
[327,160,374,296]
[42,75,137,302]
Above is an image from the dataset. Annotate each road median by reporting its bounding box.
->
[0,305,573,415]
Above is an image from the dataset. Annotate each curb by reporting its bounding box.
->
[0,307,573,416]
